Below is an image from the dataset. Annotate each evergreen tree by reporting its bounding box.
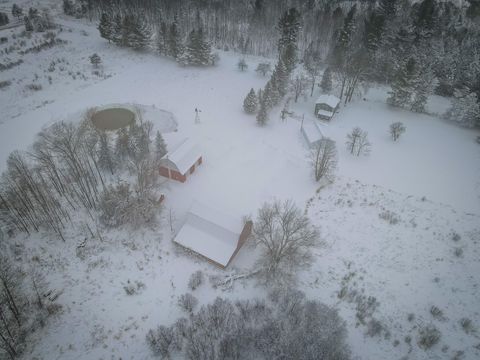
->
[180,27,213,66]
[154,131,167,161]
[445,88,480,128]
[12,4,23,19]
[387,58,416,108]
[414,0,437,32]
[168,18,183,59]
[256,98,268,126]
[24,15,33,32]
[378,0,397,18]
[112,14,124,46]
[89,53,102,68]
[277,8,301,74]
[196,27,214,65]
[98,12,113,43]
[272,59,289,98]
[157,21,168,55]
[243,88,258,114]
[320,67,333,93]
[411,64,434,113]
[128,16,152,50]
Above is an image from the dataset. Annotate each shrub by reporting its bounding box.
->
[123,280,145,295]
[430,306,445,321]
[188,270,204,291]
[0,80,12,89]
[379,210,400,224]
[389,122,406,141]
[177,293,198,314]
[417,325,441,350]
[460,318,475,334]
[26,83,42,91]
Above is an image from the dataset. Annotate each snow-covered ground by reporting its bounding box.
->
[1,9,480,360]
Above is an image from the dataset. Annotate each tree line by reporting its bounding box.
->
[67,0,480,127]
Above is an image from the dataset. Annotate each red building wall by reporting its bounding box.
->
[159,156,202,183]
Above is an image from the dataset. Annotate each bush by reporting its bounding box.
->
[430,305,445,321]
[123,280,145,295]
[0,80,12,89]
[177,293,198,313]
[26,83,42,91]
[417,325,441,350]
[389,122,406,141]
[188,270,203,291]
[460,318,475,334]
[379,210,400,224]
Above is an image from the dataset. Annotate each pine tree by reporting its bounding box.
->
[445,88,480,128]
[128,16,152,50]
[112,14,124,46]
[157,21,168,55]
[89,53,101,68]
[243,88,258,114]
[278,8,301,74]
[256,98,268,126]
[154,131,167,161]
[378,0,397,18]
[168,18,183,59]
[98,12,113,43]
[181,27,213,66]
[196,27,214,65]
[387,58,416,108]
[411,64,434,113]
[24,15,33,32]
[320,67,333,93]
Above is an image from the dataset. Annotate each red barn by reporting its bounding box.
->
[159,138,202,183]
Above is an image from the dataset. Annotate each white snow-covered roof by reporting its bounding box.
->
[315,94,340,108]
[161,138,201,175]
[302,120,323,146]
[173,202,243,267]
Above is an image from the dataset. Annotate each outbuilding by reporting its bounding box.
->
[315,94,340,120]
[159,138,202,183]
[173,202,253,269]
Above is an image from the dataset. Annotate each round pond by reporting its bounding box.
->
[91,107,135,131]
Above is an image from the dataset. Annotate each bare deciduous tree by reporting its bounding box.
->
[290,73,309,103]
[389,122,406,141]
[311,138,338,182]
[253,200,319,285]
[346,127,371,156]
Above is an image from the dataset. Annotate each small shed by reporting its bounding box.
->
[173,202,253,269]
[315,95,340,120]
[159,138,202,183]
[301,119,324,148]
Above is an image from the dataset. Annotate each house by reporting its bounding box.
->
[159,138,202,183]
[173,202,253,269]
[315,95,340,120]
[301,119,324,148]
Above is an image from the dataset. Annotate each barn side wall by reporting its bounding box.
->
[159,166,186,182]
[226,221,253,267]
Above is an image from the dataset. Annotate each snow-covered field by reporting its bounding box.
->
[1,8,480,360]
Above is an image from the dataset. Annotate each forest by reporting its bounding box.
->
[64,0,480,127]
